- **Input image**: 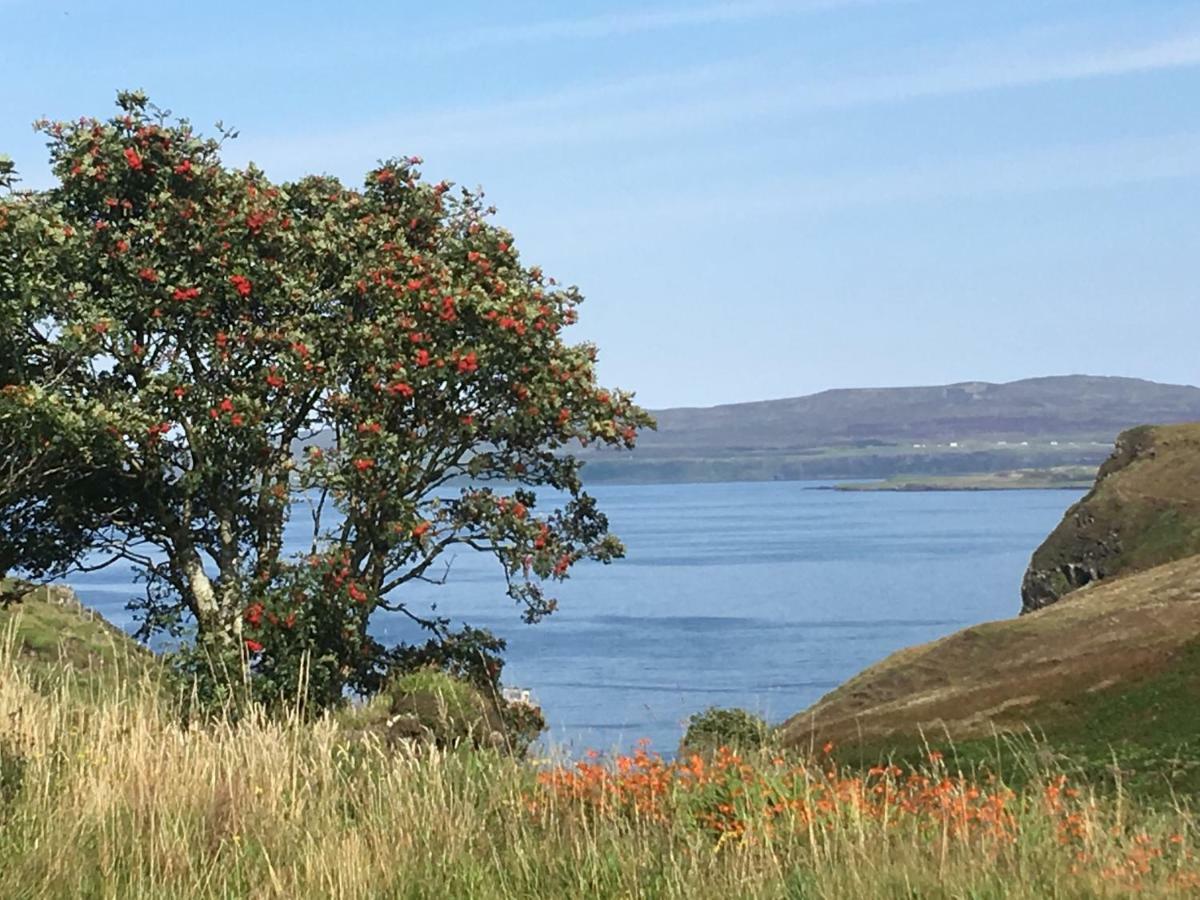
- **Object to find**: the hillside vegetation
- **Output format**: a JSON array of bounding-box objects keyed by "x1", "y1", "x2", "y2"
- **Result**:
[
  {"x1": 782, "y1": 427, "x2": 1200, "y2": 796},
  {"x1": 4, "y1": 645, "x2": 1200, "y2": 897},
  {"x1": 781, "y1": 554, "x2": 1200, "y2": 752},
  {"x1": 7, "y1": 424, "x2": 1200, "y2": 894},
  {"x1": 579, "y1": 375, "x2": 1200, "y2": 483},
  {"x1": 0, "y1": 580, "x2": 152, "y2": 692}
]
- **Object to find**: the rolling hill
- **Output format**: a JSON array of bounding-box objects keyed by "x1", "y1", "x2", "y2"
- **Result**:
[{"x1": 579, "y1": 375, "x2": 1200, "y2": 483}]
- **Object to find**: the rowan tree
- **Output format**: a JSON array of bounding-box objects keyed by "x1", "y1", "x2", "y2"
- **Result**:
[
  {"x1": 0, "y1": 92, "x2": 652, "y2": 704},
  {"x1": 0, "y1": 155, "x2": 125, "y2": 591}
]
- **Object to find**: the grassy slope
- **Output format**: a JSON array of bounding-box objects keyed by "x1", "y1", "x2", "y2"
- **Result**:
[
  {"x1": 781, "y1": 555, "x2": 1200, "y2": 795},
  {"x1": 0, "y1": 579, "x2": 152, "y2": 691}
]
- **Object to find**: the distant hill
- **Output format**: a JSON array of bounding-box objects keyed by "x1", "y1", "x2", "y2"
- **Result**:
[{"x1": 580, "y1": 375, "x2": 1200, "y2": 483}]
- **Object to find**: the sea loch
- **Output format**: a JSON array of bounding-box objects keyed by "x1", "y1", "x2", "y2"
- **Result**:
[{"x1": 69, "y1": 481, "x2": 1082, "y2": 753}]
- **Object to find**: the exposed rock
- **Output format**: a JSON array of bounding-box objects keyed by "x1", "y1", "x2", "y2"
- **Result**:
[{"x1": 1020, "y1": 423, "x2": 1200, "y2": 613}]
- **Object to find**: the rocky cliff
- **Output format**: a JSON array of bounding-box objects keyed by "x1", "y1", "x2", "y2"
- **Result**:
[{"x1": 1020, "y1": 423, "x2": 1200, "y2": 613}]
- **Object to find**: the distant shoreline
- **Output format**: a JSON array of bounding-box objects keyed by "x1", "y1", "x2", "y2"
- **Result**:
[{"x1": 824, "y1": 467, "x2": 1096, "y2": 493}]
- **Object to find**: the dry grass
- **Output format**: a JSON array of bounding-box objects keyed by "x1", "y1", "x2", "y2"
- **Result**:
[
  {"x1": 2, "y1": 618, "x2": 1199, "y2": 898},
  {"x1": 781, "y1": 553, "x2": 1200, "y2": 748}
]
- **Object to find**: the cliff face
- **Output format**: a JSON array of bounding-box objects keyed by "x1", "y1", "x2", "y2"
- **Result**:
[{"x1": 1020, "y1": 423, "x2": 1200, "y2": 613}]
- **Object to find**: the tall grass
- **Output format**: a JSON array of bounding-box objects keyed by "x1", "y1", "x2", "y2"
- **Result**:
[{"x1": 1, "y1": 622, "x2": 1198, "y2": 898}]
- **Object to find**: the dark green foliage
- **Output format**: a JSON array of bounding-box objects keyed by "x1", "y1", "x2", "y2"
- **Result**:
[
  {"x1": 340, "y1": 668, "x2": 545, "y2": 756},
  {"x1": 680, "y1": 706, "x2": 773, "y2": 756},
  {"x1": 389, "y1": 625, "x2": 508, "y2": 692}
]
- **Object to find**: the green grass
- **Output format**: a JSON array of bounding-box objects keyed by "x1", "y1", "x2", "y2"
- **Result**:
[
  {"x1": 3, "y1": 646, "x2": 1200, "y2": 897},
  {"x1": 0, "y1": 579, "x2": 153, "y2": 694},
  {"x1": 830, "y1": 638, "x2": 1200, "y2": 800},
  {"x1": 1114, "y1": 507, "x2": 1200, "y2": 574}
]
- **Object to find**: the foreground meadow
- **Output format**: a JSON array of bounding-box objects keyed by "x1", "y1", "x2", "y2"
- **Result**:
[{"x1": 1, "y1": 631, "x2": 1198, "y2": 898}]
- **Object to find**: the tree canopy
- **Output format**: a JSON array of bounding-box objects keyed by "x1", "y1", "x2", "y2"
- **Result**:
[{"x1": 0, "y1": 92, "x2": 651, "y2": 704}]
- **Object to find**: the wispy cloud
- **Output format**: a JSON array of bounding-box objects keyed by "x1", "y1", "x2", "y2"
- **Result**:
[
  {"x1": 454, "y1": 0, "x2": 904, "y2": 48},
  {"x1": 499, "y1": 131, "x2": 1200, "y2": 266},
  {"x1": 627, "y1": 131, "x2": 1200, "y2": 220},
  {"x1": 238, "y1": 24, "x2": 1200, "y2": 179}
]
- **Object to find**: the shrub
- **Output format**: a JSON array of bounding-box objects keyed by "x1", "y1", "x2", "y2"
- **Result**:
[
  {"x1": 340, "y1": 668, "x2": 545, "y2": 756},
  {"x1": 680, "y1": 706, "x2": 773, "y2": 757}
]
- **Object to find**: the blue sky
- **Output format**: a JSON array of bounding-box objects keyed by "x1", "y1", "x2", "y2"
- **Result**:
[{"x1": 2, "y1": 0, "x2": 1198, "y2": 408}]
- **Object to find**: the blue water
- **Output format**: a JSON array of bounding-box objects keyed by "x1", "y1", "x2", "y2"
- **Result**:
[{"x1": 69, "y1": 481, "x2": 1080, "y2": 754}]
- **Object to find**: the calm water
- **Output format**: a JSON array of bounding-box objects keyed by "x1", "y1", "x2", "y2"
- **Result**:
[{"x1": 69, "y1": 481, "x2": 1080, "y2": 754}]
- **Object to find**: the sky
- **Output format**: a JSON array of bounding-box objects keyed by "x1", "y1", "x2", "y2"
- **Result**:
[{"x1": 1, "y1": 0, "x2": 1198, "y2": 408}]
